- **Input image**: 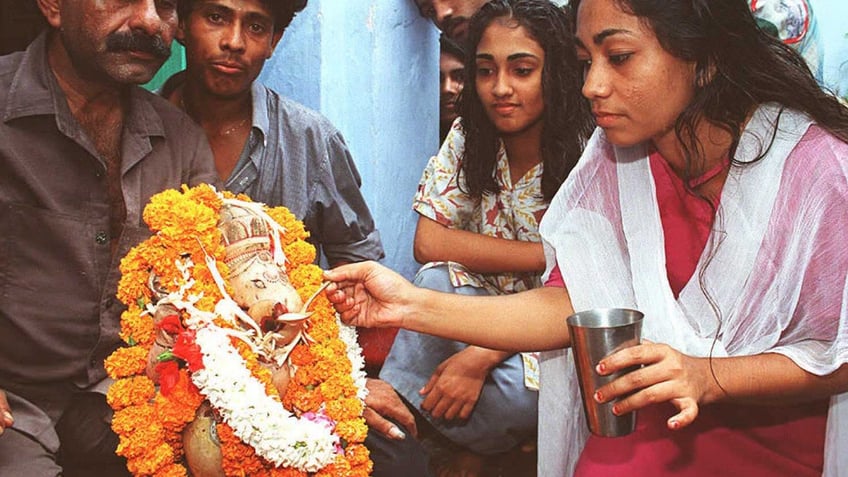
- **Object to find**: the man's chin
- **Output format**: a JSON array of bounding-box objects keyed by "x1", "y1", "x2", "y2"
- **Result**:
[
  {"x1": 110, "y1": 66, "x2": 161, "y2": 85},
  {"x1": 106, "y1": 55, "x2": 167, "y2": 84}
]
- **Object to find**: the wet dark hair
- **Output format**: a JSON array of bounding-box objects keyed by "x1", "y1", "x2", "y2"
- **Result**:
[
  {"x1": 460, "y1": 0, "x2": 593, "y2": 201},
  {"x1": 440, "y1": 33, "x2": 466, "y2": 60},
  {"x1": 178, "y1": 0, "x2": 308, "y2": 33},
  {"x1": 569, "y1": 0, "x2": 848, "y2": 173}
]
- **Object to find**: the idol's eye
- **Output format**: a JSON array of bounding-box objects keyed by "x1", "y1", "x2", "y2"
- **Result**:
[{"x1": 252, "y1": 279, "x2": 267, "y2": 289}]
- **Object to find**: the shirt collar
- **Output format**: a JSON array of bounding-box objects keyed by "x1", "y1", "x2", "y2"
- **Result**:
[
  {"x1": 3, "y1": 31, "x2": 57, "y2": 122},
  {"x1": 250, "y1": 80, "x2": 269, "y2": 148},
  {"x1": 3, "y1": 30, "x2": 166, "y2": 140}
]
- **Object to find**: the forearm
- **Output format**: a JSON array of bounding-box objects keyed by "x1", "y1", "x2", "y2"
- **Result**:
[
  {"x1": 413, "y1": 217, "x2": 545, "y2": 273},
  {"x1": 402, "y1": 286, "x2": 572, "y2": 352},
  {"x1": 463, "y1": 346, "x2": 514, "y2": 370},
  {"x1": 703, "y1": 353, "x2": 848, "y2": 406}
]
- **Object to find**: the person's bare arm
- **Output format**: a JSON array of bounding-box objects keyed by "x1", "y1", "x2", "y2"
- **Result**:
[
  {"x1": 413, "y1": 216, "x2": 545, "y2": 273},
  {"x1": 324, "y1": 261, "x2": 572, "y2": 352}
]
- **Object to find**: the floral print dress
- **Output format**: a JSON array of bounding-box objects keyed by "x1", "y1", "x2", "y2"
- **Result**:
[{"x1": 412, "y1": 120, "x2": 546, "y2": 388}]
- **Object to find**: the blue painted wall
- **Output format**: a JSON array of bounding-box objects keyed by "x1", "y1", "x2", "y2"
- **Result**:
[{"x1": 261, "y1": 0, "x2": 438, "y2": 280}]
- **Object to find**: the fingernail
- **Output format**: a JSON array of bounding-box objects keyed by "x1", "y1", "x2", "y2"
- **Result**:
[
  {"x1": 388, "y1": 425, "x2": 406, "y2": 440},
  {"x1": 669, "y1": 419, "x2": 679, "y2": 430},
  {"x1": 2, "y1": 411, "x2": 11, "y2": 423},
  {"x1": 594, "y1": 391, "x2": 603, "y2": 402},
  {"x1": 596, "y1": 363, "x2": 606, "y2": 374},
  {"x1": 612, "y1": 405, "x2": 620, "y2": 415}
]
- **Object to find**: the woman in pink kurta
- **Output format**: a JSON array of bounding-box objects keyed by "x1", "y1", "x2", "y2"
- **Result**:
[{"x1": 544, "y1": 147, "x2": 830, "y2": 476}]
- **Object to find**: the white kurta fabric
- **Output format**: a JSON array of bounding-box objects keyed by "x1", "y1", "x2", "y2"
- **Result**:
[{"x1": 537, "y1": 104, "x2": 848, "y2": 476}]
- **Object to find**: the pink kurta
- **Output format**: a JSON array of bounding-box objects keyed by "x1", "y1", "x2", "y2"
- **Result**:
[{"x1": 546, "y1": 151, "x2": 827, "y2": 476}]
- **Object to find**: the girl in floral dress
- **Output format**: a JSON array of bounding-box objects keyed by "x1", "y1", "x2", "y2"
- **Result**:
[{"x1": 379, "y1": 0, "x2": 592, "y2": 475}]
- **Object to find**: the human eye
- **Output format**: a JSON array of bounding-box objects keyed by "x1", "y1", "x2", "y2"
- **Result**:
[
  {"x1": 514, "y1": 66, "x2": 535, "y2": 77},
  {"x1": 207, "y1": 12, "x2": 224, "y2": 24},
  {"x1": 249, "y1": 22, "x2": 268, "y2": 34},
  {"x1": 609, "y1": 52, "x2": 632, "y2": 66},
  {"x1": 476, "y1": 66, "x2": 493, "y2": 77}
]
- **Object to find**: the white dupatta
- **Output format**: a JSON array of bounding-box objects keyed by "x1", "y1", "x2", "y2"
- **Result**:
[{"x1": 537, "y1": 104, "x2": 848, "y2": 476}]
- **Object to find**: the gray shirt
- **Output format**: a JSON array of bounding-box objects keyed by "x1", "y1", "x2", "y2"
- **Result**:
[
  {"x1": 162, "y1": 73, "x2": 384, "y2": 265},
  {"x1": 0, "y1": 33, "x2": 219, "y2": 391}
]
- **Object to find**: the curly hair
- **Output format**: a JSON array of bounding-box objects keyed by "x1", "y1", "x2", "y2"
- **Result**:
[
  {"x1": 178, "y1": 0, "x2": 308, "y2": 33},
  {"x1": 460, "y1": 0, "x2": 594, "y2": 201},
  {"x1": 568, "y1": 0, "x2": 848, "y2": 174}
]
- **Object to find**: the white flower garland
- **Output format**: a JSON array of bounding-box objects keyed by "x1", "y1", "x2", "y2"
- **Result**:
[
  {"x1": 141, "y1": 194, "x2": 369, "y2": 472},
  {"x1": 191, "y1": 326, "x2": 339, "y2": 472},
  {"x1": 336, "y1": 319, "x2": 369, "y2": 402}
]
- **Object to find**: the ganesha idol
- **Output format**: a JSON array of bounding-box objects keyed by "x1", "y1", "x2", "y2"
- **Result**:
[
  {"x1": 107, "y1": 186, "x2": 369, "y2": 476},
  {"x1": 145, "y1": 203, "x2": 319, "y2": 476}
]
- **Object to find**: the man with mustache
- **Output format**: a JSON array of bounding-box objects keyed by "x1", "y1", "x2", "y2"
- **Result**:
[
  {"x1": 0, "y1": 0, "x2": 218, "y2": 476},
  {"x1": 413, "y1": 0, "x2": 489, "y2": 42},
  {"x1": 160, "y1": 1, "x2": 429, "y2": 475}
]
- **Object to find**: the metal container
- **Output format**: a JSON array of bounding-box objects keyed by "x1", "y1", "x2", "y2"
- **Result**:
[{"x1": 567, "y1": 308, "x2": 644, "y2": 437}]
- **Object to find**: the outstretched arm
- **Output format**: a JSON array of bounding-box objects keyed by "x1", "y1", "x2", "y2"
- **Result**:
[{"x1": 324, "y1": 261, "x2": 573, "y2": 352}]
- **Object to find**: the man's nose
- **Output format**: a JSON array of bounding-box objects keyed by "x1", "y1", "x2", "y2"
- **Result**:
[
  {"x1": 128, "y1": 0, "x2": 166, "y2": 36},
  {"x1": 222, "y1": 23, "x2": 247, "y2": 52}
]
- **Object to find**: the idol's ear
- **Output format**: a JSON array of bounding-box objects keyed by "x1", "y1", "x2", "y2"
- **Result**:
[{"x1": 36, "y1": 0, "x2": 61, "y2": 29}]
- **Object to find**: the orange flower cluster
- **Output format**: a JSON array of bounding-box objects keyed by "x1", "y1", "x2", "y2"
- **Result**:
[{"x1": 105, "y1": 184, "x2": 371, "y2": 476}]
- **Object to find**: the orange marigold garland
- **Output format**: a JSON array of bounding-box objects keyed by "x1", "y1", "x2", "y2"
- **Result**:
[{"x1": 106, "y1": 184, "x2": 370, "y2": 476}]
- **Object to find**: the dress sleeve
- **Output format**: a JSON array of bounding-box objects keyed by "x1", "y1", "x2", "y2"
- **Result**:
[{"x1": 412, "y1": 121, "x2": 475, "y2": 229}]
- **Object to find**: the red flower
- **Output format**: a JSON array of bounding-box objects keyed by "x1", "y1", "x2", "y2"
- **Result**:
[
  {"x1": 172, "y1": 330, "x2": 204, "y2": 372},
  {"x1": 156, "y1": 361, "x2": 180, "y2": 396},
  {"x1": 156, "y1": 314, "x2": 184, "y2": 335}
]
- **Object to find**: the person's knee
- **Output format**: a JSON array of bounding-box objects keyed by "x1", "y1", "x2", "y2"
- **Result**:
[
  {"x1": 55, "y1": 392, "x2": 127, "y2": 473},
  {"x1": 412, "y1": 264, "x2": 454, "y2": 291},
  {"x1": 0, "y1": 427, "x2": 62, "y2": 476}
]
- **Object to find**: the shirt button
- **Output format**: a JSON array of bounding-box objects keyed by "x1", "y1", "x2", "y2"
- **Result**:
[{"x1": 95, "y1": 231, "x2": 108, "y2": 245}]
